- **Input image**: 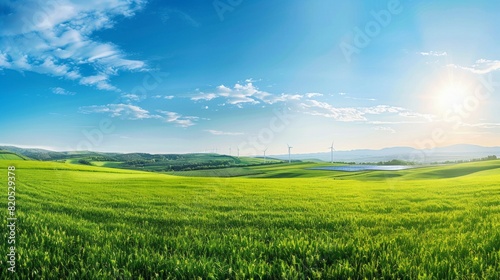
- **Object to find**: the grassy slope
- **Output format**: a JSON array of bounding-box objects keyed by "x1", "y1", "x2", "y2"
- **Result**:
[
  {"x1": 0, "y1": 151, "x2": 27, "y2": 160},
  {"x1": 241, "y1": 160, "x2": 500, "y2": 180},
  {"x1": 0, "y1": 160, "x2": 499, "y2": 279}
]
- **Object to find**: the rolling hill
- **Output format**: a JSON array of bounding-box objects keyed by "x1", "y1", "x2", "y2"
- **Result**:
[
  {"x1": 0, "y1": 146, "x2": 284, "y2": 172},
  {"x1": 0, "y1": 150, "x2": 28, "y2": 160}
]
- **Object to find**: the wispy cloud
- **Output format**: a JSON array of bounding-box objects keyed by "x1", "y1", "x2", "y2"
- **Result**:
[
  {"x1": 420, "y1": 51, "x2": 448, "y2": 57},
  {"x1": 205, "y1": 130, "x2": 244, "y2": 136},
  {"x1": 51, "y1": 87, "x2": 75, "y2": 95},
  {"x1": 300, "y1": 100, "x2": 366, "y2": 121},
  {"x1": 80, "y1": 75, "x2": 118, "y2": 91},
  {"x1": 460, "y1": 122, "x2": 500, "y2": 129},
  {"x1": 266, "y1": 93, "x2": 303, "y2": 104},
  {"x1": 373, "y1": 126, "x2": 396, "y2": 134},
  {"x1": 152, "y1": 95, "x2": 175, "y2": 99},
  {"x1": 190, "y1": 81, "x2": 304, "y2": 106},
  {"x1": 336, "y1": 92, "x2": 376, "y2": 101},
  {"x1": 305, "y1": 92, "x2": 323, "y2": 98},
  {"x1": 191, "y1": 92, "x2": 218, "y2": 101},
  {"x1": 448, "y1": 59, "x2": 500, "y2": 74},
  {"x1": 0, "y1": 0, "x2": 147, "y2": 91},
  {"x1": 121, "y1": 93, "x2": 141, "y2": 102},
  {"x1": 299, "y1": 101, "x2": 433, "y2": 123},
  {"x1": 157, "y1": 110, "x2": 198, "y2": 127},
  {"x1": 219, "y1": 83, "x2": 270, "y2": 105},
  {"x1": 79, "y1": 103, "x2": 155, "y2": 120},
  {"x1": 345, "y1": 96, "x2": 377, "y2": 101},
  {"x1": 359, "y1": 105, "x2": 406, "y2": 115},
  {"x1": 79, "y1": 103, "x2": 200, "y2": 127}
]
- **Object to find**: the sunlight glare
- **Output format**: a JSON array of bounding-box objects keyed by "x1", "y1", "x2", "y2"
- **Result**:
[{"x1": 435, "y1": 82, "x2": 470, "y2": 111}]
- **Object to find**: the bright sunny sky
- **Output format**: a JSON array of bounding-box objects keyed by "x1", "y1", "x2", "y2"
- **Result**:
[{"x1": 1, "y1": 0, "x2": 499, "y2": 155}]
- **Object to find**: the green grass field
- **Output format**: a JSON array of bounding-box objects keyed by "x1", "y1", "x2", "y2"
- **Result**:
[{"x1": 1, "y1": 159, "x2": 499, "y2": 279}]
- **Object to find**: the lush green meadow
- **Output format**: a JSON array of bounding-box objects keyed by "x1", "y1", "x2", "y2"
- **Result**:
[{"x1": 1, "y1": 159, "x2": 500, "y2": 279}]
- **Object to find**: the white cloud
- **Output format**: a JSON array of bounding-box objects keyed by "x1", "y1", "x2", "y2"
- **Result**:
[
  {"x1": 420, "y1": 51, "x2": 448, "y2": 57},
  {"x1": 191, "y1": 92, "x2": 218, "y2": 101},
  {"x1": 157, "y1": 110, "x2": 198, "y2": 127},
  {"x1": 79, "y1": 103, "x2": 154, "y2": 120},
  {"x1": 216, "y1": 85, "x2": 232, "y2": 93},
  {"x1": 300, "y1": 101, "x2": 434, "y2": 123},
  {"x1": 300, "y1": 100, "x2": 366, "y2": 122},
  {"x1": 122, "y1": 93, "x2": 141, "y2": 101},
  {"x1": 266, "y1": 93, "x2": 303, "y2": 104},
  {"x1": 448, "y1": 59, "x2": 500, "y2": 74},
  {"x1": 461, "y1": 122, "x2": 500, "y2": 129},
  {"x1": 152, "y1": 95, "x2": 175, "y2": 99},
  {"x1": 0, "y1": 0, "x2": 147, "y2": 91},
  {"x1": 205, "y1": 130, "x2": 244, "y2": 136},
  {"x1": 51, "y1": 87, "x2": 75, "y2": 95},
  {"x1": 360, "y1": 105, "x2": 406, "y2": 115},
  {"x1": 80, "y1": 74, "x2": 117, "y2": 91},
  {"x1": 0, "y1": 52, "x2": 9, "y2": 68},
  {"x1": 336, "y1": 92, "x2": 376, "y2": 101},
  {"x1": 245, "y1": 78, "x2": 259, "y2": 83},
  {"x1": 79, "y1": 103, "x2": 200, "y2": 127},
  {"x1": 221, "y1": 82, "x2": 270, "y2": 105},
  {"x1": 192, "y1": 81, "x2": 300, "y2": 106},
  {"x1": 305, "y1": 92, "x2": 323, "y2": 98},
  {"x1": 398, "y1": 111, "x2": 434, "y2": 121},
  {"x1": 373, "y1": 126, "x2": 396, "y2": 134},
  {"x1": 345, "y1": 96, "x2": 377, "y2": 101}
]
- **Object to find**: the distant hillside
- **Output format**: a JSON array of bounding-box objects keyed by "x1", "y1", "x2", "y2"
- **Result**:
[
  {"x1": 0, "y1": 146, "x2": 284, "y2": 172},
  {"x1": 0, "y1": 146, "x2": 93, "y2": 161},
  {"x1": 272, "y1": 144, "x2": 500, "y2": 164},
  {"x1": 3, "y1": 143, "x2": 499, "y2": 169},
  {"x1": 0, "y1": 150, "x2": 28, "y2": 160}
]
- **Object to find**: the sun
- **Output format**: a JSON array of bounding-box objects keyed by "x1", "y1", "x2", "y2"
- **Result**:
[
  {"x1": 433, "y1": 81, "x2": 473, "y2": 112},
  {"x1": 438, "y1": 84, "x2": 467, "y2": 107},
  {"x1": 423, "y1": 70, "x2": 478, "y2": 114}
]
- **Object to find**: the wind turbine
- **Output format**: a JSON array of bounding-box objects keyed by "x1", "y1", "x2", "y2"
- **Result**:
[
  {"x1": 263, "y1": 148, "x2": 268, "y2": 163},
  {"x1": 287, "y1": 144, "x2": 293, "y2": 164},
  {"x1": 329, "y1": 141, "x2": 336, "y2": 164},
  {"x1": 237, "y1": 147, "x2": 240, "y2": 158},
  {"x1": 229, "y1": 147, "x2": 232, "y2": 156}
]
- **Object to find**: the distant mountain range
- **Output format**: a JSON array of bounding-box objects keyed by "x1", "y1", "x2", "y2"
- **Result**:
[
  {"x1": 271, "y1": 144, "x2": 500, "y2": 164},
  {"x1": 1, "y1": 144, "x2": 499, "y2": 164}
]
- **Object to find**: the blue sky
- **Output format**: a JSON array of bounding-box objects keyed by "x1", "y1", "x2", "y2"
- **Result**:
[{"x1": 1, "y1": 0, "x2": 499, "y2": 155}]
